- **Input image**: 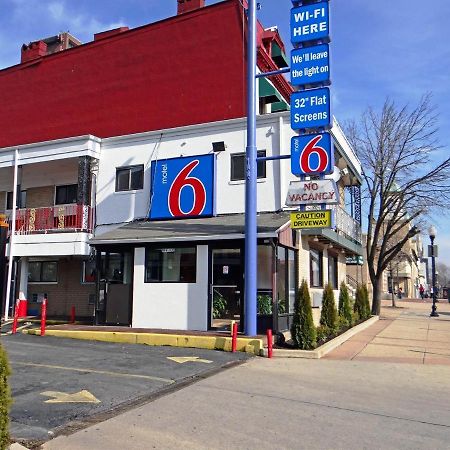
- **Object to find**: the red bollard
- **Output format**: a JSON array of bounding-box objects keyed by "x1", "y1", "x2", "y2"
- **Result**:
[
  {"x1": 70, "y1": 305, "x2": 76, "y2": 324},
  {"x1": 267, "y1": 329, "x2": 273, "y2": 359},
  {"x1": 12, "y1": 300, "x2": 20, "y2": 335},
  {"x1": 231, "y1": 322, "x2": 238, "y2": 353},
  {"x1": 40, "y1": 299, "x2": 47, "y2": 337}
]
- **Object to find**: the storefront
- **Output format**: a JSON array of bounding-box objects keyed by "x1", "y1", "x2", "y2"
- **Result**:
[{"x1": 91, "y1": 212, "x2": 298, "y2": 334}]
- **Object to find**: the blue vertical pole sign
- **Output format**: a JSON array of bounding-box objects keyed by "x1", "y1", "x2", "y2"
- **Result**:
[{"x1": 245, "y1": 0, "x2": 257, "y2": 337}]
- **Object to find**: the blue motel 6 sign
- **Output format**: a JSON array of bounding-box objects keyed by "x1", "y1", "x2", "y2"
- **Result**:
[
  {"x1": 291, "y1": 132, "x2": 333, "y2": 176},
  {"x1": 150, "y1": 154, "x2": 216, "y2": 220}
]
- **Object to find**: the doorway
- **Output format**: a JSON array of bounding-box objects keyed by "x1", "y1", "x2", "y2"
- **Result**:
[
  {"x1": 96, "y1": 251, "x2": 133, "y2": 325},
  {"x1": 210, "y1": 248, "x2": 243, "y2": 331}
]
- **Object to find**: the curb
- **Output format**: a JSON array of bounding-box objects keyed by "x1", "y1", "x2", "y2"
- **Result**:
[
  {"x1": 9, "y1": 443, "x2": 29, "y2": 450},
  {"x1": 23, "y1": 329, "x2": 264, "y2": 356},
  {"x1": 262, "y1": 316, "x2": 379, "y2": 359}
]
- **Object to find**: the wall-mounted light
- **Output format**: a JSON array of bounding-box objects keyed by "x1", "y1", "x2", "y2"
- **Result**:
[{"x1": 212, "y1": 141, "x2": 226, "y2": 152}]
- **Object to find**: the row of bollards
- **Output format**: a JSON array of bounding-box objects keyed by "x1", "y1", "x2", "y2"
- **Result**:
[{"x1": 230, "y1": 322, "x2": 273, "y2": 358}]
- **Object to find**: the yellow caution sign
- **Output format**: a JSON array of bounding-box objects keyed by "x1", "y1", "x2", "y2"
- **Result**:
[
  {"x1": 290, "y1": 210, "x2": 332, "y2": 229},
  {"x1": 0, "y1": 214, "x2": 7, "y2": 228}
]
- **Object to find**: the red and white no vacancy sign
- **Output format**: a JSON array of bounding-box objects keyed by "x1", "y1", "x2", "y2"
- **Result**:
[{"x1": 285, "y1": 179, "x2": 339, "y2": 206}]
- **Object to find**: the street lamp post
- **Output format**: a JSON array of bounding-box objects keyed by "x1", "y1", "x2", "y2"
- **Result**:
[{"x1": 429, "y1": 225, "x2": 439, "y2": 317}]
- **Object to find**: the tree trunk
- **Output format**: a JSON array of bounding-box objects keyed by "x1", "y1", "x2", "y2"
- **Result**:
[{"x1": 371, "y1": 276, "x2": 383, "y2": 316}]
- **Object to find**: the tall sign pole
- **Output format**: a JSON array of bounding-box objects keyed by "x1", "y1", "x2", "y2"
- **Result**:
[{"x1": 244, "y1": 0, "x2": 257, "y2": 337}]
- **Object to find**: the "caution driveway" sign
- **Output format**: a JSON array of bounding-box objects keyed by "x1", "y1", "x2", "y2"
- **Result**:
[{"x1": 290, "y1": 210, "x2": 332, "y2": 229}]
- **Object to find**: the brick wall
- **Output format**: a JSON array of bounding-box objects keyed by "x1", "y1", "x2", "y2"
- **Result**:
[
  {"x1": 26, "y1": 186, "x2": 54, "y2": 208},
  {"x1": 27, "y1": 257, "x2": 95, "y2": 319}
]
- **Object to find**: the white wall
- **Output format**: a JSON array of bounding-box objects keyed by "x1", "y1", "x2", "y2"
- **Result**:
[
  {"x1": 96, "y1": 115, "x2": 288, "y2": 227},
  {"x1": 132, "y1": 245, "x2": 209, "y2": 330}
]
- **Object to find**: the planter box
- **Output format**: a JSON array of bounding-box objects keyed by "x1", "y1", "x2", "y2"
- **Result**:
[{"x1": 263, "y1": 316, "x2": 379, "y2": 359}]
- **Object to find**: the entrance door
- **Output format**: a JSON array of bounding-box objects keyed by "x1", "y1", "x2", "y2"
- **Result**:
[
  {"x1": 210, "y1": 248, "x2": 242, "y2": 331},
  {"x1": 97, "y1": 251, "x2": 133, "y2": 325}
]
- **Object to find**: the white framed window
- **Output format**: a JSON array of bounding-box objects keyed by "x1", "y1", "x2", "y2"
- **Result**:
[
  {"x1": 115, "y1": 165, "x2": 144, "y2": 192},
  {"x1": 230, "y1": 150, "x2": 266, "y2": 181}
]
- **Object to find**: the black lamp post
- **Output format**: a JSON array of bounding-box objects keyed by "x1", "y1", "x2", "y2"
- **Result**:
[{"x1": 429, "y1": 225, "x2": 439, "y2": 317}]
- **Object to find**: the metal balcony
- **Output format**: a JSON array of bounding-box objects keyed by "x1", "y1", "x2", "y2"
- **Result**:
[
  {"x1": 8, "y1": 204, "x2": 93, "y2": 235},
  {"x1": 333, "y1": 205, "x2": 362, "y2": 245}
]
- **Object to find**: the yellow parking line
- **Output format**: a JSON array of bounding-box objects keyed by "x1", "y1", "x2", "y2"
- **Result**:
[{"x1": 11, "y1": 361, "x2": 174, "y2": 384}]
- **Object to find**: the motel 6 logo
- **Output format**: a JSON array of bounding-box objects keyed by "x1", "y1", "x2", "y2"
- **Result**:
[
  {"x1": 150, "y1": 154, "x2": 216, "y2": 220},
  {"x1": 290, "y1": 132, "x2": 334, "y2": 177}
]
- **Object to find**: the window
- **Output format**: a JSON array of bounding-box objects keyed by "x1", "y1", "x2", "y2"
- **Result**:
[
  {"x1": 276, "y1": 247, "x2": 287, "y2": 314},
  {"x1": 6, "y1": 190, "x2": 26, "y2": 209},
  {"x1": 310, "y1": 249, "x2": 323, "y2": 288},
  {"x1": 28, "y1": 261, "x2": 57, "y2": 283},
  {"x1": 116, "y1": 165, "x2": 144, "y2": 191},
  {"x1": 82, "y1": 260, "x2": 96, "y2": 284},
  {"x1": 328, "y1": 255, "x2": 338, "y2": 289},
  {"x1": 145, "y1": 247, "x2": 196, "y2": 283},
  {"x1": 55, "y1": 184, "x2": 77, "y2": 205},
  {"x1": 288, "y1": 249, "x2": 296, "y2": 313},
  {"x1": 230, "y1": 151, "x2": 266, "y2": 181}
]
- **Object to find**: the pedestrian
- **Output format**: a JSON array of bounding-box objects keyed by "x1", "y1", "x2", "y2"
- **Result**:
[
  {"x1": 419, "y1": 284, "x2": 425, "y2": 300},
  {"x1": 397, "y1": 287, "x2": 403, "y2": 300}
]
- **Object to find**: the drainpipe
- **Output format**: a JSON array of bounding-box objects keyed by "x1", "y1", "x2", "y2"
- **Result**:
[{"x1": 4, "y1": 148, "x2": 19, "y2": 320}]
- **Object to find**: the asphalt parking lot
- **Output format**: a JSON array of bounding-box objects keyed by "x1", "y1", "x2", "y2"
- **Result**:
[{"x1": 1, "y1": 333, "x2": 251, "y2": 446}]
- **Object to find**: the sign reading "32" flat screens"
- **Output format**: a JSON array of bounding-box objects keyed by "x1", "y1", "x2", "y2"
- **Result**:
[{"x1": 291, "y1": 87, "x2": 331, "y2": 130}]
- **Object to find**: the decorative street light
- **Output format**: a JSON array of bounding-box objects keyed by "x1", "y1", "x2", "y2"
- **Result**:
[{"x1": 428, "y1": 225, "x2": 439, "y2": 317}]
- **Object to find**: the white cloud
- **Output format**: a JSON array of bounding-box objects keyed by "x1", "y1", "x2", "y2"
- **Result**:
[{"x1": 48, "y1": 1, "x2": 64, "y2": 21}]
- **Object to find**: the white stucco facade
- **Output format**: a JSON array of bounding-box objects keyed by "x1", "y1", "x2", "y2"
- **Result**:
[{"x1": 132, "y1": 246, "x2": 209, "y2": 330}]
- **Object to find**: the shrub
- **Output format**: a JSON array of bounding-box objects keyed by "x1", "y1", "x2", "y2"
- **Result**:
[
  {"x1": 291, "y1": 279, "x2": 317, "y2": 350},
  {"x1": 338, "y1": 281, "x2": 353, "y2": 326},
  {"x1": 316, "y1": 325, "x2": 330, "y2": 344},
  {"x1": 257, "y1": 294, "x2": 273, "y2": 315},
  {"x1": 354, "y1": 284, "x2": 370, "y2": 320},
  {"x1": 212, "y1": 291, "x2": 227, "y2": 319},
  {"x1": 362, "y1": 284, "x2": 371, "y2": 317},
  {"x1": 336, "y1": 315, "x2": 349, "y2": 332},
  {"x1": 0, "y1": 344, "x2": 10, "y2": 450},
  {"x1": 320, "y1": 283, "x2": 338, "y2": 331}
]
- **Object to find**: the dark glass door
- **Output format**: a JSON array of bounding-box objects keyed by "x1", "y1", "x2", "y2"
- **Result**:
[
  {"x1": 97, "y1": 251, "x2": 133, "y2": 325},
  {"x1": 210, "y1": 248, "x2": 242, "y2": 331}
]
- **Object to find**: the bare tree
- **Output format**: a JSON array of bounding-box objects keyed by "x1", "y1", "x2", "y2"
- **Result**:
[
  {"x1": 436, "y1": 262, "x2": 450, "y2": 288},
  {"x1": 346, "y1": 95, "x2": 450, "y2": 315}
]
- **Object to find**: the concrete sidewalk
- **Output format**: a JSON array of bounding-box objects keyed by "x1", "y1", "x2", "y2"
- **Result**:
[
  {"x1": 37, "y1": 300, "x2": 450, "y2": 450},
  {"x1": 326, "y1": 299, "x2": 450, "y2": 365}
]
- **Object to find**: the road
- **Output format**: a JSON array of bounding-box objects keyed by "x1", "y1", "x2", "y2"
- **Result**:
[{"x1": 1, "y1": 333, "x2": 250, "y2": 446}]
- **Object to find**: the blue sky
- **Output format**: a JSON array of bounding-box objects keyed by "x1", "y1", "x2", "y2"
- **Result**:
[{"x1": 1, "y1": 0, "x2": 449, "y2": 260}]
